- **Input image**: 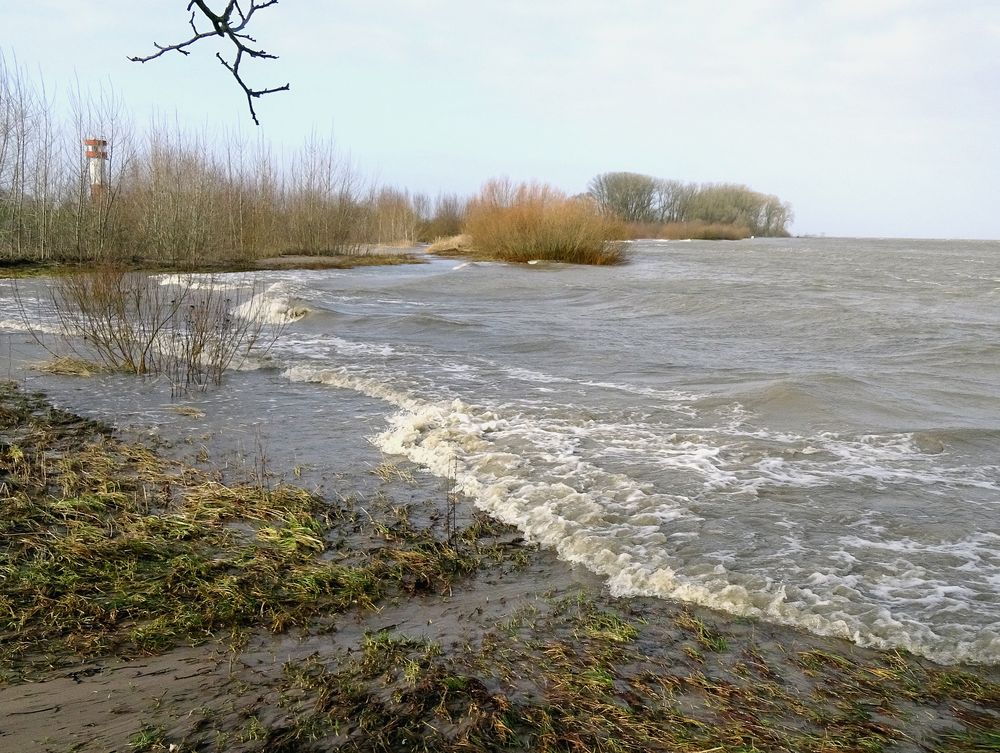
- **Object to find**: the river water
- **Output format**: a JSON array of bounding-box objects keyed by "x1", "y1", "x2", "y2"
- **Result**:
[{"x1": 3, "y1": 237, "x2": 999, "y2": 665}]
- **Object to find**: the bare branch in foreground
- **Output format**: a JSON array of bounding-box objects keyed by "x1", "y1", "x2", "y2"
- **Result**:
[{"x1": 129, "y1": 0, "x2": 289, "y2": 125}]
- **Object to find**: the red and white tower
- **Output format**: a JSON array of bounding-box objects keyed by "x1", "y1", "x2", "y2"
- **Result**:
[{"x1": 83, "y1": 137, "x2": 108, "y2": 201}]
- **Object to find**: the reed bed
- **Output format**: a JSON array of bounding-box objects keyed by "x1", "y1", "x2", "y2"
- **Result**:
[{"x1": 463, "y1": 179, "x2": 625, "y2": 265}]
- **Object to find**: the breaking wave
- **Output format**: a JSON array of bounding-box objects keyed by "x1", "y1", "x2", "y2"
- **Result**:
[
  {"x1": 233, "y1": 282, "x2": 312, "y2": 324},
  {"x1": 284, "y1": 363, "x2": 1000, "y2": 665}
]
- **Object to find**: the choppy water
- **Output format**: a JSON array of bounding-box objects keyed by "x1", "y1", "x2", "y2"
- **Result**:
[{"x1": 4, "y1": 237, "x2": 999, "y2": 665}]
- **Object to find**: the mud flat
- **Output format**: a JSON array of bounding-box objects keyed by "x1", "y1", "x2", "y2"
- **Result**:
[
  {"x1": 1, "y1": 382, "x2": 998, "y2": 752},
  {"x1": 253, "y1": 246, "x2": 426, "y2": 270}
]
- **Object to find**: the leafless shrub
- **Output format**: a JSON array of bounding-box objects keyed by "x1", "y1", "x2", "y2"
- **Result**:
[
  {"x1": 30, "y1": 267, "x2": 280, "y2": 393},
  {"x1": 415, "y1": 193, "x2": 469, "y2": 243}
]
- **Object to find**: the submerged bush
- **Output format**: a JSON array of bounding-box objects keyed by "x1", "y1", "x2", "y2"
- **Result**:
[
  {"x1": 20, "y1": 267, "x2": 278, "y2": 392},
  {"x1": 464, "y1": 179, "x2": 624, "y2": 265}
]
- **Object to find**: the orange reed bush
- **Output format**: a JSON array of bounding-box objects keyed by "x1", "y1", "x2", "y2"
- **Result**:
[
  {"x1": 623, "y1": 221, "x2": 752, "y2": 241},
  {"x1": 464, "y1": 179, "x2": 624, "y2": 265}
]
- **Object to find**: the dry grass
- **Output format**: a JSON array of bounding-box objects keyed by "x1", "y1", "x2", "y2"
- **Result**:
[
  {"x1": 426, "y1": 234, "x2": 474, "y2": 256},
  {"x1": 33, "y1": 357, "x2": 106, "y2": 377},
  {"x1": 624, "y1": 220, "x2": 753, "y2": 240},
  {"x1": 464, "y1": 179, "x2": 625, "y2": 265},
  {"x1": 167, "y1": 405, "x2": 207, "y2": 418}
]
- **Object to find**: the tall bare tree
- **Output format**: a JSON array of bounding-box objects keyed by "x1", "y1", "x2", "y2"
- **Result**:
[{"x1": 587, "y1": 172, "x2": 659, "y2": 224}]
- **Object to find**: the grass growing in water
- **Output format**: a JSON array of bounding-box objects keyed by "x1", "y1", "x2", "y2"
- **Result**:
[
  {"x1": 40, "y1": 268, "x2": 277, "y2": 392},
  {"x1": 0, "y1": 383, "x2": 515, "y2": 677},
  {"x1": 262, "y1": 604, "x2": 1000, "y2": 753}
]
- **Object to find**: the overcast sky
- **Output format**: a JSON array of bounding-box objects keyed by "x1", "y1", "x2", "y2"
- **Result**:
[{"x1": 4, "y1": 1, "x2": 999, "y2": 238}]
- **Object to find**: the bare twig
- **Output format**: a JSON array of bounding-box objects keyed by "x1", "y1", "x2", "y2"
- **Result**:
[{"x1": 129, "y1": 0, "x2": 289, "y2": 125}]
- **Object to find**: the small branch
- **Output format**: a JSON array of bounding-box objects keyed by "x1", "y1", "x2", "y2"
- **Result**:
[
  {"x1": 215, "y1": 50, "x2": 290, "y2": 126},
  {"x1": 128, "y1": 0, "x2": 288, "y2": 125}
]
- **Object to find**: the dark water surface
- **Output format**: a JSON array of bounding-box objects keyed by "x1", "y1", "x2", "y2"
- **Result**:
[{"x1": 4, "y1": 237, "x2": 998, "y2": 664}]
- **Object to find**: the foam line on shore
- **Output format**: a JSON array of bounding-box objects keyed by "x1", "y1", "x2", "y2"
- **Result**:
[{"x1": 283, "y1": 364, "x2": 1000, "y2": 665}]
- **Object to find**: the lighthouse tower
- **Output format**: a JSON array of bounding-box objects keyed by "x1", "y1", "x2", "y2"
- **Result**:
[{"x1": 83, "y1": 137, "x2": 108, "y2": 201}]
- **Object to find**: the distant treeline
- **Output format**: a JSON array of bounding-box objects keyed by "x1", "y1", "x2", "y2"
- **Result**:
[
  {"x1": 0, "y1": 57, "x2": 791, "y2": 267},
  {"x1": 587, "y1": 171, "x2": 792, "y2": 238},
  {"x1": 0, "y1": 57, "x2": 467, "y2": 266}
]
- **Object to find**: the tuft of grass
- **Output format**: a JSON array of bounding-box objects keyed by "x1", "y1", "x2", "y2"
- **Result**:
[
  {"x1": 33, "y1": 357, "x2": 108, "y2": 377},
  {"x1": 463, "y1": 179, "x2": 625, "y2": 265},
  {"x1": 676, "y1": 609, "x2": 729, "y2": 653},
  {"x1": 372, "y1": 460, "x2": 416, "y2": 484},
  {"x1": 167, "y1": 405, "x2": 206, "y2": 418},
  {"x1": 128, "y1": 723, "x2": 167, "y2": 752},
  {"x1": 579, "y1": 610, "x2": 640, "y2": 643},
  {"x1": 426, "y1": 234, "x2": 474, "y2": 256}
]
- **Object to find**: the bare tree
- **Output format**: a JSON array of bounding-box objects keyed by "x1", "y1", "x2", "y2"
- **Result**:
[
  {"x1": 587, "y1": 172, "x2": 659, "y2": 223},
  {"x1": 129, "y1": 1, "x2": 289, "y2": 125}
]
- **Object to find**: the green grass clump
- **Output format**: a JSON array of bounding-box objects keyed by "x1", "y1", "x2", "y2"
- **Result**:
[
  {"x1": 578, "y1": 610, "x2": 640, "y2": 643},
  {"x1": 127, "y1": 723, "x2": 168, "y2": 751},
  {"x1": 676, "y1": 608, "x2": 729, "y2": 653}
]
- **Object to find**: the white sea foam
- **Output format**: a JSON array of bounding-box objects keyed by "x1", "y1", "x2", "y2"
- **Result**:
[
  {"x1": 501, "y1": 365, "x2": 699, "y2": 409},
  {"x1": 503, "y1": 367, "x2": 570, "y2": 385},
  {"x1": 283, "y1": 362, "x2": 1000, "y2": 664},
  {"x1": 582, "y1": 380, "x2": 698, "y2": 402},
  {"x1": 156, "y1": 273, "x2": 249, "y2": 291},
  {"x1": 229, "y1": 353, "x2": 276, "y2": 372},
  {"x1": 233, "y1": 283, "x2": 311, "y2": 324},
  {"x1": 0, "y1": 317, "x2": 65, "y2": 336},
  {"x1": 327, "y1": 336, "x2": 395, "y2": 357},
  {"x1": 376, "y1": 298, "x2": 432, "y2": 306},
  {"x1": 284, "y1": 364, "x2": 417, "y2": 410}
]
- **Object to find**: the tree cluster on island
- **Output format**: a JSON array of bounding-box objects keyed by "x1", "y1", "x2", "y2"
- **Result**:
[{"x1": 588, "y1": 171, "x2": 792, "y2": 238}]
